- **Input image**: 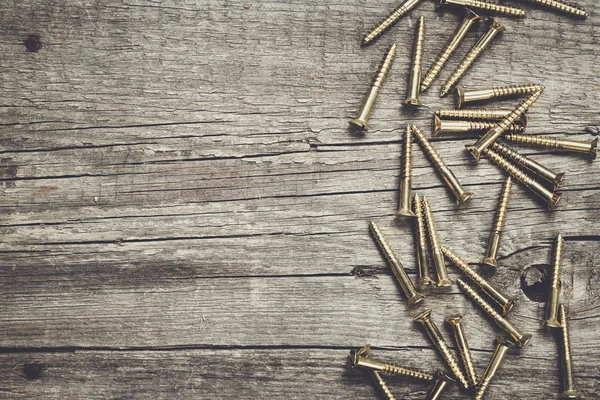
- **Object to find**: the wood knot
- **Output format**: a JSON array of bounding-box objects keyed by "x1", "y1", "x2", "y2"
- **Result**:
[
  {"x1": 24, "y1": 35, "x2": 42, "y2": 52},
  {"x1": 23, "y1": 363, "x2": 45, "y2": 380}
]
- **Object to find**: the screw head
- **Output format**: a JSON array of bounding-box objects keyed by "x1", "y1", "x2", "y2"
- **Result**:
[
  {"x1": 547, "y1": 193, "x2": 562, "y2": 210},
  {"x1": 457, "y1": 192, "x2": 473, "y2": 205},
  {"x1": 444, "y1": 314, "x2": 463, "y2": 325},
  {"x1": 465, "y1": 8, "x2": 482, "y2": 22},
  {"x1": 414, "y1": 308, "x2": 433, "y2": 323},
  {"x1": 437, "y1": 278, "x2": 454, "y2": 287},
  {"x1": 402, "y1": 97, "x2": 422, "y2": 107},
  {"x1": 408, "y1": 292, "x2": 425, "y2": 306},
  {"x1": 455, "y1": 86, "x2": 466, "y2": 108},
  {"x1": 395, "y1": 208, "x2": 417, "y2": 218},
  {"x1": 559, "y1": 389, "x2": 580, "y2": 399},
  {"x1": 481, "y1": 257, "x2": 498, "y2": 268},
  {"x1": 590, "y1": 138, "x2": 598, "y2": 159},
  {"x1": 553, "y1": 173, "x2": 566, "y2": 191},
  {"x1": 349, "y1": 118, "x2": 367, "y2": 131},
  {"x1": 347, "y1": 344, "x2": 371, "y2": 369}
]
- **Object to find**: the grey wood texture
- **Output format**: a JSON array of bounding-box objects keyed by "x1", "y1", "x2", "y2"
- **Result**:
[{"x1": 0, "y1": 0, "x2": 598, "y2": 399}]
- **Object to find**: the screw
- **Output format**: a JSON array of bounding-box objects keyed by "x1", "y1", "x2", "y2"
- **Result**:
[
  {"x1": 457, "y1": 279, "x2": 532, "y2": 347},
  {"x1": 434, "y1": 115, "x2": 525, "y2": 136},
  {"x1": 347, "y1": 345, "x2": 435, "y2": 381},
  {"x1": 435, "y1": 108, "x2": 525, "y2": 122},
  {"x1": 362, "y1": 0, "x2": 424, "y2": 46},
  {"x1": 455, "y1": 83, "x2": 545, "y2": 108},
  {"x1": 504, "y1": 133, "x2": 598, "y2": 160},
  {"x1": 474, "y1": 336, "x2": 515, "y2": 400},
  {"x1": 444, "y1": 315, "x2": 478, "y2": 389},
  {"x1": 414, "y1": 309, "x2": 470, "y2": 389},
  {"x1": 558, "y1": 305, "x2": 580, "y2": 399},
  {"x1": 414, "y1": 194, "x2": 436, "y2": 286},
  {"x1": 520, "y1": 0, "x2": 588, "y2": 18},
  {"x1": 440, "y1": 19, "x2": 505, "y2": 97},
  {"x1": 444, "y1": 247, "x2": 516, "y2": 314},
  {"x1": 491, "y1": 142, "x2": 565, "y2": 190},
  {"x1": 483, "y1": 148, "x2": 562, "y2": 210},
  {"x1": 412, "y1": 124, "x2": 473, "y2": 205},
  {"x1": 438, "y1": 0, "x2": 526, "y2": 17},
  {"x1": 466, "y1": 90, "x2": 543, "y2": 161},
  {"x1": 402, "y1": 16, "x2": 425, "y2": 107},
  {"x1": 545, "y1": 234, "x2": 564, "y2": 328},
  {"x1": 481, "y1": 176, "x2": 513, "y2": 269},
  {"x1": 396, "y1": 124, "x2": 416, "y2": 217},
  {"x1": 421, "y1": 8, "x2": 481, "y2": 92},
  {"x1": 425, "y1": 371, "x2": 455, "y2": 400},
  {"x1": 349, "y1": 43, "x2": 397, "y2": 131},
  {"x1": 422, "y1": 198, "x2": 454, "y2": 287},
  {"x1": 369, "y1": 221, "x2": 424, "y2": 305},
  {"x1": 368, "y1": 370, "x2": 398, "y2": 400}
]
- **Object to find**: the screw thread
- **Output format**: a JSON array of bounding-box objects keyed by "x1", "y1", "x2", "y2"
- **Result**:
[
  {"x1": 422, "y1": 46, "x2": 453, "y2": 90},
  {"x1": 415, "y1": 197, "x2": 429, "y2": 252},
  {"x1": 402, "y1": 124, "x2": 413, "y2": 179},
  {"x1": 559, "y1": 305, "x2": 572, "y2": 362},
  {"x1": 413, "y1": 17, "x2": 425, "y2": 67},
  {"x1": 363, "y1": 0, "x2": 423, "y2": 45},
  {"x1": 525, "y1": 0, "x2": 588, "y2": 17},
  {"x1": 493, "y1": 177, "x2": 512, "y2": 233},
  {"x1": 368, "y1": 370, "x2": 398, "y2": 400},
  {"x1": 381, "y1": 364, "x2": 434, "y2": 381},
  {"x1": 422, "y1": 198, "x2": 441, "y2": 251},
  {"x1": 437, "y1": 340, "x2": 470, "y2": 389},
  {"x1": 504, "y1": 133, "x2": 563, "y2": 149},
  {"x1": 496, "y1": 90, "x2": 542, "y2": 132},
  {"x1": 412, "y1": 125, "x2": 447, "y2": 170},
  {"x1": 467, "y1": 120, "x2": 524, "y2": 133},
  {"x1": 442, "y1": 48, "x2": 481, "y2": 95},
  {"x1": 473, "y1": 376, "x2": 492, "y2": 400},
  {"x1": 484, "y1": 148, "x2": 537, "y2": 188},
  {"x1": 435, "y1": 109, "x2": 510, "y2": 120},
  {"x1": 551, "y1": 234, "x2": 564, "y2": 289},
  {"x1": 463, "y1": 0, "x2": 526, "y2": 16},
  {"x1": 373, "y1": 44, "x2": 397, "y2": 89},
  {"x1": 491, "y1": 83, "x2": 545, "y2": 98},
  {"x1": 442, "y1": 247, "x2": 488, "y2": 290},
  {"x1": 490, "y1": 142, "x2": 528, "y2": 168},
  {"x1": 457, "y1": 279, "x2": 504, "y2": 324}
]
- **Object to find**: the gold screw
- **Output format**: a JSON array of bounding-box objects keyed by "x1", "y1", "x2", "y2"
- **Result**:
[
  {"x1": 414, "y1": 194, "x2": 436, "y2": 286},
  {"x1": 396, "y1": 124, "x2": 416, "y2": 217},
  {"x1": 474, "y1": 336, "x2": 515, "y2": 400},
  {"x1": 368, "y1": 370, "x2": 398, "y2": 400},
  {"x1": 444, "y1": 315, "x2": 478, "y2": 389},
  {"x1": 440, "y1": 19, "x2": 505, "y2": 97},
  {"x1": 422, "y1": 198, "x2": 454, "y2": 287},
  {"x1": 347, "y1": 345, "x2": 435, "y2": 381},
  {"x1": 369, "y1": 220, "x2": 424, "y2": 305},
  {"x1": 504, "y1": 133, "x2": 598, "y2": 160},
  {"x1": 491, "y1": 142, "x2": 565, "y2": 190},
  {"x1": 466, "y1": 90, "x2": 543, "y2": 161},
  {"x1": 457, "y1": 279, "x2": 532, "y2": 347},
  {"x1": 481, "y1": 177, "x2": 513, "y2": 269},
  {"x1": 421, "y1": 8, "x2": 481, "y2": 92},
  {"x1": 443, "y1": 247, "x2": 517, "y2": 314},
  {"x1": 412, "y1": 124, "x2": 473, "y2": 205},
  {"x1": 434, "y1": 115, "x2": 525, "y2": 136},
  {"x1": 455, "y1": 83, "x2": 545, "y2": 108},
  {"x1": 414, "y1": 309, "x2": 470, "y2": 389},
  {"x1": 362, "y1": 0, "x2": 424, "y2": 46},
  {"x1": 520, "y1": 0, "x2": 588, "y2": 18},
  {"x1": 349, "y1": 43, "x2": 397, "y2": 131},
  {"x1": 558, "y1": 305, "x2": 580, "y2": 399},
  {"x1": 438, "y1": 0, "x2": 526, "y2": 17},
  {"x1": 403, "y1": 16, "x2": 425, "y2": 107},
  {"x1": 425, "y1": 371, "x2": 455, "y2": 400},
  {"x1": 545, "y1": 234, "x2": 564, "y2": 328},
  {"x1": 435, "y1": 108, "x2": 526, "y2": 122}
]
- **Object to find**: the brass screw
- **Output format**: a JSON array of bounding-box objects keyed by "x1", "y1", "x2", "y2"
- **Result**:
[
  {"x1": 412, "y1": 124, "x2": 473, "y2": 205},
  {"x1": 457, "y1": 279, "x2": 532, "y2": 347},
  {"x1": 402, "y1": 16, "x2": 425, "y2": 107},
  {"x1": 368, "y1": 370, "x2": 397, "y2": 400},
  {"x1": 369, "y1": 220, "x2": 424, "y2": 305},
  {"x1": 434, "y1": 115, "x2": 525, "y2": 136},
  {"x1": 425, "y1": 371, "x2": 455, "y2": 400},
  {"x1": 491, "y1": 142, "x2": 565, "y2": 190},
  {"x1": 504, "y1": 133, "x2": 598, "y2": 160},
  {"x1": 455, "y1": 83, "x2": 545, "y2": 108},
  {"x1": 466, "y1": 90, "x2": 543, "y2": 161},
  {"x1": 435, "y1": 108, "x2": 526, "y2": 123},
  {"x1": 422, "y1": 198, "x2": 454, "y2": 287},
  {"x1": 474, "y1": 336, "x2": 515, "y2": 400},
  {"x1": 520, "y1": 0, "x2": 588, "y2": 18},
  {"x1": 414, "y1": 194, "x2": 436, "y2": 286},
  {"x1": 545, "y1": 234, "x2": 564, "y2": 328},
  {"x1": 481, "y1": 177, "x2": 513, "y2": 269},
  {"x1": 396, "y1": 124, "x2": 416, "y2": 218},
  {"x1": 438, "y1": 0, "x2": 526, "y2": 17},
  {"x1": 421, "y1": 8, "x2": 481, "y2": 92},
  {"x1": 443, "y1": 247, "x2": 517, "y2": 314},
  {"x1": 349, "y1": 43, "x2": 397, "y2": 131},
  {"x1": 362, "y1": 0, "x2": 424, "y2": 46},
  {"x1": 444, "y1": 315, "x2": 478, "y2": 389},
  {"x1": 440, "y1": 19, "x2": 506, "y2": 97},
  {"x1": 347, "y1": 345, "x2": 435, "y2": 381},
  {"x1": 558, "y1": 305, "x2": 580, "y2": 399},
  {"x1": 483, "y1": 147, "x2": 562, "y2": 210},
  {"x1": 414, "y1": 309, "x2": 470, "y2": 389}
]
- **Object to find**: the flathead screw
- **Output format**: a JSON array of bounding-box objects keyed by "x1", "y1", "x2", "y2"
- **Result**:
[
  {"x1": 412, "y1": 124, "x2": 473, "y2": 205},
  {"x1": 484, "y1": 148, "x2": 562, "y2": 210},
  {"x1": 440, "y1": 19, "x2": 506, "y2": 97},
  {"x1": 504, "y1": 133, "x2": 598, "y2": 160},
  {"x1": 403, "y1": 16, "x2": 425, "y2": 107},
  {"x1": 425, "y1": 371, "x2": 455, "y2": 400},
  {"x1": 519, "y1": 0, "x2": 588, "y2": 18},
  {"x1": 481, "y1": 177, "x2": 513, "y2": 269},
  {"x1": 414, "y1": 309, "x2": 470, "y2": 389},
  {"x1": 558, "y1": 305, "x2": 580, "y2": 399},
  {"x1": 443, "y1": 247, "x2": 516, "y2": 314},
  {"x1": 457, "y1": 279, "x2": 532, "y2": 347},
  {"x1": 350, "y1": 44, "x2": 397, "y2": 131},
  {"x1": 444, "y1": 315, "x2": 478, "y2": 389},
  {"x1": 491, "y1": 142, "x2": 565, "y2": 190},
  {"x1": 414, "y1": 194, "x2": 435, "y2": 286},
  {"x1": 474, "y1": 336, "x2": 515, "y2": 400},
  {"x1": 368, "y1": 370, "x2": 397, "y2": 400},
  {"x1": 455, "y1": 83, "x2": 545, "y2": 108},
  {"x1": 362, "y1": 0, "x2": 424, "y2": 46},
  {"x1": 545, "y1": 234, "x2": 564, "y2": 328},
  {"x1": 396, "y1": 124, "x2": 416, "y2": 217},
  {"x1": 422, "y1": 198, "x2": 454, "y2": 287},
  {"x1": 435, "y1": 108, "x2": 525, "y2": 122},
  {"x1": 421, "y1": 8, "x2": 480, "y2": 92},
  {"x1": 438, "y1": 0, "x2": 526, "y2": 17},
  {"x1": 434, "y1": 115, "x2": 525, "y2": 136},
  {"x1": 467, "y1": 90, "x2": 543, "y2": 161},
  {"x1": 348, "y1": 345, "x2": 435, "y2": 381},
  {"x1": 369, "y1": 221, "x2": 424, "y2": 305}
]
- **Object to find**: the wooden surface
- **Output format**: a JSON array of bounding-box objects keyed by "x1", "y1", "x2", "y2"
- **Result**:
[{"x1": 0, "y1": 0, "x2": 598, "y2": 398}]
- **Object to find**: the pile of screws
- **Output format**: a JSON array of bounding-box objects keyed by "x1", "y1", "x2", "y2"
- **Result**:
[{"x1": 345, "y1": 0, "x2": 593, "y2": 399}]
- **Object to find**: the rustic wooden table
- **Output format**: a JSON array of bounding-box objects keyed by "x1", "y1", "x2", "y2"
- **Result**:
[{"x1": 0, "y1": 1, "x2": 598, "y2": 399}]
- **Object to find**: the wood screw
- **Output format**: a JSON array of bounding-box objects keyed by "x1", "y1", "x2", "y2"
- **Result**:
[
  {"x1": 558, "y1": 305, "x2": 580, "y2": 399},
  {"x1": 444, "y1": 315, "x2": 478, "y2": 389},
  {"x1": 396, "y1": 124, "x2": 416, "y2": 217},
  {"x1": 425, "y1": 371, "x2": 455, "y2": 400},
  {"x1": 544, "y1": 234, "x2": 564, "y2": 328},
  {"x1": 438, "y1": 0, "x2": 526, "y2": 17},
  {"x1": 361, "y1": 0, "x2": 423, "y2": 46},
  {"x1": 481, "y1": 177, "x2": 513, "y2": 269},
  {"x1": 414, "y1": 194, "x2": 436, "y2": 286},
  {"x1": 434, "y1": 115, "x2": 525, "y2": 136},
  {"x1": 402, "y1": 16, "x2": 425, "y2": 107},
  {"x1": 521, "y1": 0, "x2": 588, "y2": 18},
  {"x1": 455, "y1": 83, "x2": 545, "y2": 108},
  {"x1": 474, "y1": 336, "x2": 515, "y2": 400},
  {"x1": 422, "y1": 198, "x2": 454, "y2": 287},
  {"x1": 347, "y1": 345, "x2": 435, "y2": 381},
  {"x1": 504, "y1": 133, "x2": 598, "y2": 159},
  {"x1": 435, "y1": 108, "x2": 525, "y2": 122}
]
